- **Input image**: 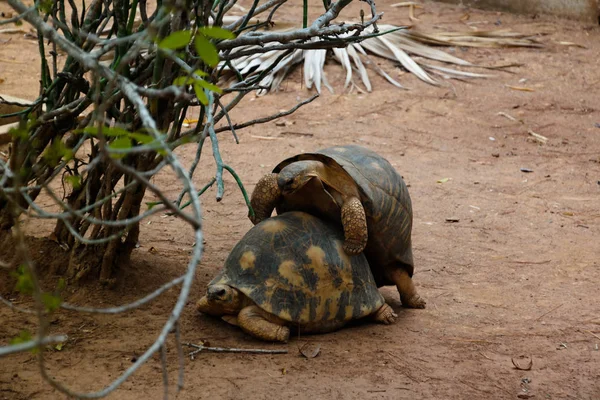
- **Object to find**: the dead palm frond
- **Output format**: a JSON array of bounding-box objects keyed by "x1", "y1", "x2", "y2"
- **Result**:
[{"x1": 218, "y1": 23, "x2": 542, "y2": 95}]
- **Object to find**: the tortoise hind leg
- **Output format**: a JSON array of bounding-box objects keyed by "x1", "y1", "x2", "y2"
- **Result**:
[
  {"x1": 341, "y1": 197, "x2": 368, "y2": 255},
  {"x1": 372, "y1": 303, "x2": 398, "y2": 325},
  {"x1": 390, "y1": 269, "x2": 426, "y2": 309},
  {"x1": 237, "y1": 305, "x2": 290, "y2": 342},
  {"x1": 249, "y1": 173, "x2": 281, "y2": 225}
]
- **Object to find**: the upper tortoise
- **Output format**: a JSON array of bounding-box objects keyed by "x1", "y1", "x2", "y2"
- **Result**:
[
  {"x1": 196, "y1": 211, "x2": 397, "y2": 342},
  {"x1": 249, "y1": 145, "x2": 425, "y2": 309}
]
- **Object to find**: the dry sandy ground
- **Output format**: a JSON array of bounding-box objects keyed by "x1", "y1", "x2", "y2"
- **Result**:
[{"x1": 1, "y1": 0, "x2": 599, "y2": 399}]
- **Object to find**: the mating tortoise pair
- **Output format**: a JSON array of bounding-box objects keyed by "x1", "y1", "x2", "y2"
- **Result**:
[{"x1": 197, "y1": 145, "x2": 425, "y2": 342}]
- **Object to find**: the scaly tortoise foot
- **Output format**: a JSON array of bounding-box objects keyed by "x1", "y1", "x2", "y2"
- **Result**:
[{"x1": 401, "y1": 293, "x2": 426, "y2": 309}]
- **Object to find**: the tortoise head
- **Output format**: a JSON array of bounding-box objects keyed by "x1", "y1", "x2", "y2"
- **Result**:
[
  {"x1": 196, "y1": 284, "x2": 245, "y2": 316},
  {"x1": 277, "y1": 160, "x2": 324, "y2": 195}
]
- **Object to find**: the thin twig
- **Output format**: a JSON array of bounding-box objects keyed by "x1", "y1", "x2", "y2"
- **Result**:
[
  {"x1": 174, "y1": 322, "x2": 185, "y2": 394},
  {"x1": 534, "y1": 303, "x2": 563, "y2": 322},
  {"x1": 160, "y1": 344, "x2": 169, "y2": 400},
  {"x1": 214, "y1": 94, "x2": 319, "y2": 133},
  {"x1": 584, "y1": 330, "x2": 600, "y2": 341},
  {"x1": 0, "y1": 335, "x2": 68, "y2": 357},
  {"x1": 184, "y1": 343, "x2": 288, "y2": 359}
]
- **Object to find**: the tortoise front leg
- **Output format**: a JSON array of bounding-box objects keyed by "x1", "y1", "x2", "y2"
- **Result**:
[
  {"x1": 237, "y1": 305, "x2": 290, "y2": 342},
  {"x1": 249, "y1": 173, "x2": 281, "y2": 225},
  {"x1": 196, "y1": 296, "x2": 224, "y2": 317},
  {"x1": 389, "y1": 268, "x2": 426, "y2": 309},
  {"x1": 372, "y1": 303, "x2": 398, "y2": 325},
  {"x1": 341, "y1": 197, "x2": 368, "y2": 255}
]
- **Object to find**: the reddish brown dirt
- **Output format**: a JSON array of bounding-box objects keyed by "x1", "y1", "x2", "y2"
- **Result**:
[{"x1": 1, "y1": 1, "x2": 600, "y2": 399}]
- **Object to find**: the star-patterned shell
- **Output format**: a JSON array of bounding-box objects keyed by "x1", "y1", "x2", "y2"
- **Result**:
[
  {"x1": 272, "y1": 145, "x2": 414, "y2": 287},
  {"x1": 210, "y1": 211, "x2": 385, "y2": 325}
]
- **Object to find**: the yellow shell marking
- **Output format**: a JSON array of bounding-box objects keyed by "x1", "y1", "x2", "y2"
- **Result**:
[
  {"x1": 334, "y1": 241, "x2": 355, "y2": 289},
  {"x1": 344, "y1": 305, "x2": 354, "y2": 320},
  {"x1": 260, "y1": 219, "x2": 287, "y2": 233},
  {"x1": 278, "y1": 260, "x2": 305, "y2": 287},
  {"x1": 278, "y1": 309, "x2": 292, "y2": 321},
  {"x1": 305, "y1": 245, "x2": 332, "y2": 285},
  {"x1": 239, "y1": 251, "x2": 256, "y2": 270},
  {"x1": 360, "y1": 303, "x2": 370, "y2": 316},
  {"x1": 327, "y1": 295, "x2": 340, "y2": 319},
  {"x1": 299, "y1": 305, "x2": 311, "y2": 322},
  {"x1": 305, "y1": 245, "x2": 336, "y2": 321}
]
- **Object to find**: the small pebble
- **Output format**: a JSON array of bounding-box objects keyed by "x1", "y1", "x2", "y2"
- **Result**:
[
  {"x1": 492, "y1": 152, "x2": 500, "y2": 158},
  {"x1": 520, "y1": 168, "x2": 534, "y2": 173}
]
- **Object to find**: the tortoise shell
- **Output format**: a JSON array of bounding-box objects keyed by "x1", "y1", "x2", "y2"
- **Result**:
[
  {"x1": 209, "y1": 211, "x2": 385, "y2": 325},
  {"x1": 272, "y1": 145, "x2": 414, "y2": 287}
]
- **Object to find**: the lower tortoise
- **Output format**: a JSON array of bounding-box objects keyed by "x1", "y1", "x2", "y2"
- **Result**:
[
  {"x1": 249, "y1": 144, "x2": 425, "y2": 309},
  {"x1": 196, "y1": 211, "x2": 397, "y2": 342}
]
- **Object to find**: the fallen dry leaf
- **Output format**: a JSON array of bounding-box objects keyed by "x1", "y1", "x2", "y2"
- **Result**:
[
  {"x1": 556, "y1": 41, "x2": 586, "y2": 49},
  {"x1": 506, "y1": 85, "x2": 535, "y2": 92},
  {"x1": 511, "y1": 355, "x2": 533, "y2": 371},
  {"x1": 299, "y1": 342, "x2": 321, "y2": 358}
]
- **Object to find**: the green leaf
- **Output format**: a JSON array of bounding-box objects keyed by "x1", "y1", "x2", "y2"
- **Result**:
[
  {"x1": 37, "y1": 0, "x2": 53, "y2": 14},
  {"x1": 158, "y1": 30, "x2": 192, "y2": 50},
  {"x1": 10, "y1": 330, "x2": 32, "y2": 345},
  {"x1": 83, "y1": 126, "x2": 131, "y2": 137},
  {"x1": 174, "y1": 70, "x2": 209, "y2": 87},
  {"x1": 80, "y1": 126, "x2": 96, "y2": 135},
  {"x1": 56, "y1": 278, "x2": 66, "y2": 292},
  {"x1": 130, "y1": 133, "x2": 155, "y2": 145},
  {"x1": 107, "y1": 137, "x2": 132, "y2": 158},
  {"x1": 108, "y1": 136, "x2": 132, "y2": 150},
  {"x1": 173, "y1": 76, "x2": 194, "y2": 86},
  {"x1": 194, "y1": 79, "x2": 222, "y2": 94},
  {"x1": 146, "y1": 201, "x2": 161, "y2": 210},
  {"x1": 193, "y1": 83, "x2": 209, "y2": 105},
  {"x1": 43, "y1": 140, "x2": 73, "y2": 167},
  {"x1": 198, "y1": 27, "x2": 235, "y2": 40},
  {"x1": 11, "y1": 265, "x2": 34, "y2": 295},
  {"x1": 64, "y1": 175, "x2": 82, "y2": 189},
  {"x1": 193, "y1": 69, "x2": 209, "y2": 78},
  {"x1": 41, "y1": 292, "x2": 62, "y2": 313},
  {"x1": 9, "y1": 125, "x2": 29, "y2": 140},
  {"x1": 102, "y1": 127, "x2": 130, "y2": 137},
  {"x1": 194, "y1": 35, "x2": 220, "y2": 67},
  {"x1": 54, "y1": 343, "x2": 64, "y2": 351},
  {"x1": 436, "y1": 178, "x2": 450, "y2": 184}
]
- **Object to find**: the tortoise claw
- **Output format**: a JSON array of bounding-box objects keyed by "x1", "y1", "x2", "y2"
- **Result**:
[
  {"x1": 374, "y1": 303, "x2": 398, "y2": 325},
  {"x1": 401, "y1": 293, "x2": 426, "y2": 309},
  {"x1": 343, "y1": 240, "x2": 365, "y2": 256}
]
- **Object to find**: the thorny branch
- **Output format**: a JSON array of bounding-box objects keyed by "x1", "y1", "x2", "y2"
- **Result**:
[{"x1": 0, "y1": 0, "x2": 382, "y2": 397}]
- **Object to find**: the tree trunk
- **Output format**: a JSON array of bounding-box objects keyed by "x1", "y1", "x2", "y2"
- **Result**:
[{"x1": 52, "y1": 151, "x2": 154, "y2": 284}]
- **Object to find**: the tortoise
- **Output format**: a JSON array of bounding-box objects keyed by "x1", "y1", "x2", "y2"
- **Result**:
[
  {"x1": 196, "y1": 211, "x2": 397, "y2": 342},
  {"x1": 249, "y1": 144, "x2": 425, "y2": 309}
]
